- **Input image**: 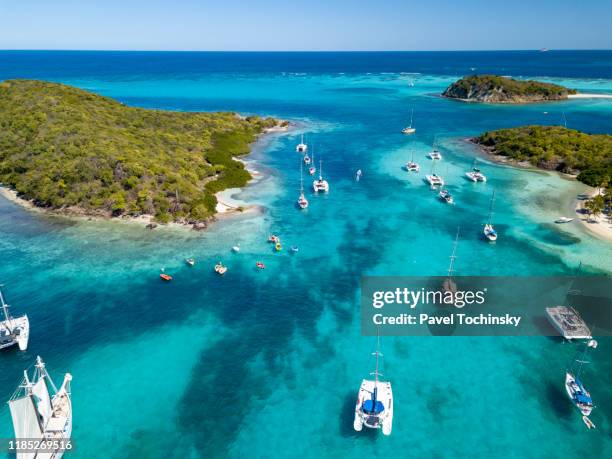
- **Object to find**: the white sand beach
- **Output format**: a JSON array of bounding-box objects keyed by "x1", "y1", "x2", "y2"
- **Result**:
[{"x1": 568, "y1": 93, "x2": 612, "y2": 99}]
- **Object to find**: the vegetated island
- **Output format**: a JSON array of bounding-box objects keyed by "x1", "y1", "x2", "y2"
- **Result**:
[
  {"x1": 443, "y1": 75, "x2": 576, "y2": 103},
  {"x1": 473, "y1": 125, "x2": 611, "y2": 187},
  {"x1": 0, "y1": 80, "x2": 286, "y2": 227}
]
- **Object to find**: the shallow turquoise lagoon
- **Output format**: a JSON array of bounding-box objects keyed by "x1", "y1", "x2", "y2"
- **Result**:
[{"x1": 0, "y1": 52, "x2": 611, "y2": 458}]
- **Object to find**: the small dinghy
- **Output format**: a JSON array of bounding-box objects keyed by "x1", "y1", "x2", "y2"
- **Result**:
[
  {"x1": 160, "y1": 273, "x2": 173, "y2": 281},
  {"x1": 290, "y1": 246, "x2": 299, "y2": 253},
  {"x1": 583, "y1": 415, "x2": 596, "y2": 429},
  {"x1": 256, "y1": 262, "x2": 265, "y2": 269},
  {"x1": 214, "y1": 262, "x2": 228, "y2": 275},
  {"x1": 355, "y1": 169, "x2": 362, "y2": 181},
  {"x1": 275, "y1": 242, "x2": 282, "y2": 252},
  {"x1": 232, "y1": 244, "x2": 241, "y2": 253},
  {"x1": 185, "y1": 258, "x2": 195, "y2": 267},
  {"x1": 483, "y1": 190, "x2": 498, "y2": 241},
  {"x1": 268, "y1": 235, "x2": 280, "y2": 244},
  {"x1": 555, "y1": 217, "x2": 574, "y2": 224}
]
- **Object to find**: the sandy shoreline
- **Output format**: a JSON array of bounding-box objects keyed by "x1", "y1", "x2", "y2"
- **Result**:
[
  {"x1": 468, "y1": 138, "x2": 612, "y2": 243},
  {"x1": 568, "y1": 93, "x2": 612, "y2": 99},
  {"x1": 0, "y1": 121, "x2": 291, "y2": 231}
]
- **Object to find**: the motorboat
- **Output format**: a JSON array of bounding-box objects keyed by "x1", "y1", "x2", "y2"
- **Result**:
[
  {"x1": 555, "y1": 217, "x2": 574, "y2": 224},
  {"x1": 160, "y1": 273, "x2": 173, "y2": 281},
  {"x1": 185, "y1": 258, "x2": 195, "y2": 267},
  {"x1": 256, "y1": 262, "x2": 265, "y2": 269}
]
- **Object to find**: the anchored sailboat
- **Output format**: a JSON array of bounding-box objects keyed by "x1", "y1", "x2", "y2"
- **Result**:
[
  {"x1": 0, "y1": 287, "x2": 29, "y2": 351},
  {"x1": 465, "y1": 159, "x2": 487, "y2": 182},
  {"x1": 483, "y1": 190, "x2": 498, "y2": 241},
  {"x1": 313, "y1": 160, "x2": 329, "y2": 193},
  {"x1": 426, "y1": 160, "x2": 444, "y2": 188},
  {"x1": 297, "y1": 162, "x2": 309, "y2": 209},
  {"x1": 308, "y1": 145, "x2": 316, "y2": 176},
  {"x1": 402, "y1": 108, "x2": 416, "y2": 134},
  {"x1": 296, "y1": 134, "x2": 307, "y2": 153},
  {"x1": 442, "y1": 228, "x2": 460, "y2": 294},
  {"x1": 9, "y1": 356, "x2": 73, "y2": 459},
  {"x1": 353, "y1": 334, "x2": 393, "y2": 435},
  {"x1": 565, "y1": 342, "x2": 596, "y2": 417},
  {"x1": 405, "y1": 150, "x2": 419, "y2": 172}
]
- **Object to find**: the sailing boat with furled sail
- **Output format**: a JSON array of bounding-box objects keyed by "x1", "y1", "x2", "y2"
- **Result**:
[{"x1": 8, "y1": 356, "x2": 73, "y2": 459}]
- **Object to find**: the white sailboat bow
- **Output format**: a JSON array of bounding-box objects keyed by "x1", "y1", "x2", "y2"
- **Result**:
[
  {"x1": 9, "y1": 356, "x2": 73, "y2": 459},
  {"x1": 0, "y1": 287, "x2": 29, "y2": 351}
]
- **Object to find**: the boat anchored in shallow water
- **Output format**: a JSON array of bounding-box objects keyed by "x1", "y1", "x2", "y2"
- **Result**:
[
  {"x1": 483, "y1": 190, "x2": 498, "y2": 241},
  {"x1": 439, "y1": 189, "x2": 454, "y2": 204},
  {"x1": 313, "y1": 160, "x2": 329, "y2": 193},
  {"x1": 214, "y1": 262, "x2": 228, "y2": 275},
  {"x1": 353, "y1": 335, "x2": 393, "y2": 436},
  {"x1": 296, "y1": 134, "x2": 307, "y2": 153},
  {"x1": 355, "y1": 169, "x2": 362, "y2": 181},
  {"x1": 465, "y1": 159, "x2": 487, "y2": 182},
  {"x1": 402, "y1": 108, "x2": 416, "y2": 134},
  {"x1": 566, "y1": 372, "x2": 594, "y2": 416},
  {"x1": 9, "y1": 356, "x2": 73, "y2": 459},
  {"x1": 405, "y1": 150, "x2": 420, "y2": 172},
  {"x1": 298, "y1": 162, "x2": 309, "y2": 209},
  {"x1": 0, "y1": 287, "x2": 29, "y2": 351},
  {"x1": 545, "y1": 306, "x2": 592, "y2": 341},
  {"x1": 555, "y1": 217, "x2": 574, "y2": 224}
]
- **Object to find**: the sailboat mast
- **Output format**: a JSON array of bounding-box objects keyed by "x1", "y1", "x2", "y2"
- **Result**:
[
  {"x1": 300, "y1": 161, "x2": 304, "y2": 193},
  {"x1": 448, "y1": 228, "x2": 460, "y2": 277},
  {"x1": 410, "y1": 108, "x2": 414, "y2": 128},
  {"x1": 319, "y1": 159, "x2": 323, "y2": 180},
  {"x1": 0, "y1": 287, "x2": 11, "y2": 322},
  {"x1": 487, "y1": 190, "x2": 495, "y2": 225}
]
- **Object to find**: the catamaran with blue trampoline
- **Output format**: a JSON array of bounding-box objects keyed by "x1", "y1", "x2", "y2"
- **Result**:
[{"x1": 353, "y1": 337, "x2": 393, "y2": 436}]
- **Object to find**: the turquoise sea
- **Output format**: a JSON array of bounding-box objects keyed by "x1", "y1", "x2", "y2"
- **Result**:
[{"x1": 0, "y1": 51, "x2": 611, "y2": 458}]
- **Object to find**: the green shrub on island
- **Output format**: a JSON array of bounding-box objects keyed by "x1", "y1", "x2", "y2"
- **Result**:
[
  {"x1": 0, "y1": 80, "x2": 278, "y2": 222},
  {"x1": 475, "y1": 125, "x2": 612, "y2": 187},
  {"x1": 443, "y1": 75, "x2": 576, "y2": 103}
]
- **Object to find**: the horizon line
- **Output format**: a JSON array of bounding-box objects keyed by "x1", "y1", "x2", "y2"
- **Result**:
[{"x1": 1, "y1": 48, "x2": 612, "y2": 53}]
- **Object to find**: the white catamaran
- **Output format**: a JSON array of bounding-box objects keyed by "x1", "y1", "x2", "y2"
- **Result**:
[
  {"x1": 353, "y1": 336, "x2": 393, "y2": 436},
  {"x1": 9, "y1": 356, "x2": 73, "y2": 459},
  {"x1": 296, "y1": 134, "x2": 307, "y2": 153},
  {"x1": 0, "y1": 287, "x2": 29, "y2": 351},
  {"x1": 313, "y1": 160, "x2": 329, "y2": 193},
  {"x1": 483, "y1": 190, "x2": 498, "y2": 241}
]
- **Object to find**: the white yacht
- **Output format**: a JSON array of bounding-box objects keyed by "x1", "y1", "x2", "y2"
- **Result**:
[
  {"x1": 428, "y1": 151, "x2": 442, "y2": 160},
  {"x1": 9, "y1": 356, "x2": 73, "y2": 459},
  {"x1": 466, "y1": 161, "x2": 487, "y2": 182},
  {"x1": 0, "y1": 287, "x2": 29, "y2": 351},
  {"x1": 426, "y1": 174, "x2": 444, "y2": 187},
  {"x1": 296, "y1": 134, "x2": 307, "y2": 153},
  {"x1": 483, "y1": 190, "x2": 498, "y2": 241},
  {"x1": 353, "y1": 336, "x2": 393, "y2": 436},
  {"x1": 313, "y1": 160, "x2": 329, "y2": 193},
  {"x1": 545, "y1": 306, "x2": 592, "y2": 340},
  {"x1": 297, "y1": 162, "x2": 309, "y2": 209},
  {"x1": 405, "y1": 151, "x2": 419, "y2": 172},
  {"x1": 402, "y1": 108, "x2": 416, "y2": 134}
]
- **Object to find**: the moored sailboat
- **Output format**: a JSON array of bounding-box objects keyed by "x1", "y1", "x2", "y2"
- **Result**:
[
  {"x1": 313, "y1": 160, "x2": 329, "y2": 193},
  {"x1": 296, "y1": 134, "x2": 307, "y2": 153},
  {"x1": 0, "y1": 287, "x2": 29, "y2": 351},
  {"x1": 483, "y1": 190, "x2": 498, "y2": 241},
  {"x1": 405, "y1": 150, "x2": 419, "y2": 172},
  {"x1": 9, "y1": 356, "x2": 73, "y2": 459},
  {"x1": 297, "y1": 162, "x2": 309, "y2": 209},
  {"x1": 402, "y1": 108, "x2": 416, "y2": 134},
  {"x1": 565, "y1": 342, "x2": 596, "y2": 417},
  {"x1": 353, "y1": 335, "x2": 393, "y2": 436},
  {"x1": 465, "y1": 159, "x2": 487, "y2": 182}
]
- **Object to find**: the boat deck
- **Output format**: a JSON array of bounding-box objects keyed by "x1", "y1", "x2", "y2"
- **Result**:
[{"x1": 546, "y1": 306, "x2": 592, "y2": 339}]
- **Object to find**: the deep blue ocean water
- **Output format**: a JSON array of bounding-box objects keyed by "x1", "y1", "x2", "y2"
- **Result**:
[{"x1": 0, "y1": 51, "x2": 611, "y2": 458}]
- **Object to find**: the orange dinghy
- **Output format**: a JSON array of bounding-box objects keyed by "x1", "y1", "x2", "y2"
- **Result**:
[{"x1": 160, "y1": 273, "x2": 173, "y2": 281}]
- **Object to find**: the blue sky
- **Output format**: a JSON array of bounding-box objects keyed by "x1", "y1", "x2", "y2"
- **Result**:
[{"x1": 0, "y1": 0, "x2": 610, "y2": 51}]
